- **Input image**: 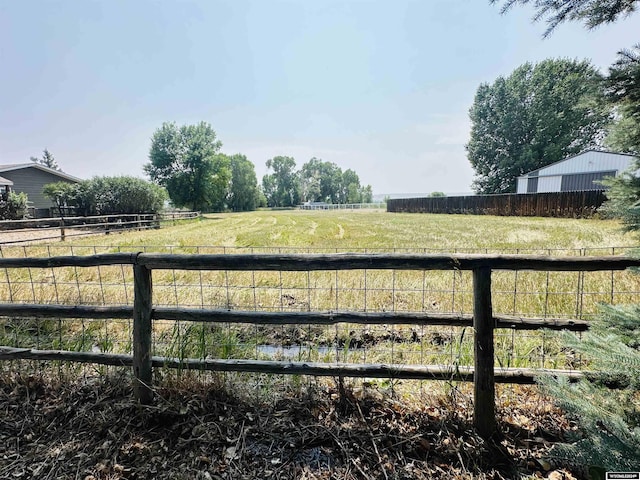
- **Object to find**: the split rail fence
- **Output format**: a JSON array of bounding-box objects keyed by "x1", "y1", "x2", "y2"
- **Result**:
[
  {"x1": 1, "y1": 252, "x2": 640, "y2": 438},
  {"x1": 0, "y1": 211, "x2": 200, "y2": 244}
]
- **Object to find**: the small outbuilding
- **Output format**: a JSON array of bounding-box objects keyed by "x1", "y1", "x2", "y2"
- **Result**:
[
  {"x1": 0, "y1": 163, "x2": 82, "y2": 217},
  {"x1": 516, "y1": 150, "x2": 637, "y2": 194}
]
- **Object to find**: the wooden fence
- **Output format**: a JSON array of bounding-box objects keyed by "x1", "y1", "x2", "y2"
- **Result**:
[
  {"x1": 1, "y1": 252, "x2": 639, "y2": 438},
  {"x1": 387, "y1": 191, "x2": 608, "y2": 218},
  {"x1": 0, "y1": 211, "x2": 200, "y2": 244}
]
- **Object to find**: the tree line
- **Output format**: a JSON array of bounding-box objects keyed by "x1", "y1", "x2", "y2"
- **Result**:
[
  {"x1": 22, "y1": 123, "x2": 373, "y2": 219},
  {"x1": 261, "y1": 155, "x2": 372, "y2": 208},
  {"x1": 144, "y1": 121, "x2": 373, "y2": 211}
]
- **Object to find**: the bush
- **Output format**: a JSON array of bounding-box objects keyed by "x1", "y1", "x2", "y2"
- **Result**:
[
  {"x1": 44, "y1": 177, "x2": 168, "y2": 216},
  {"x1": 0, "y1": 192, "x2": 28, "y2": 220}
]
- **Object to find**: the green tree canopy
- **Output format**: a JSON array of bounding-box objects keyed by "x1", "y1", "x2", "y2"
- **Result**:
[
  {"x1": 227, "y1": 154, "x2": 260, "y2": 212},
  {"x1": 340, "y1": 168, "x2": 373, "y2": 203},
  {"x1": 492, "y1": 0, "x2": 638, "y2": 36},
  {"x1": 298, "y1": 159, "x2": 373, "y2": 204},
  {"x1": 145, "y1": 122, "x2": 229, "y2": 212},
  {"x1": 300, "y1": 158, "x2": 343, "y2": 203},
  {"x1": 466, "y1": 58, "x2": 610, "y2": 194},
  {"x1": 262, "y1": 156, "x2": 300, "y2": 207}
]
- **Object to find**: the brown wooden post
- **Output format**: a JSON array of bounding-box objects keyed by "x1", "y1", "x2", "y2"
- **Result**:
[
  {"x1": 133, "y1": 263, "x2": 153, "y2": 404},
  {"x1": 59, "y1": 218, "x2": 65, "y2": 241},
  {"x1": 473, "y1": 267, "x2": 496, "y2": 438}
]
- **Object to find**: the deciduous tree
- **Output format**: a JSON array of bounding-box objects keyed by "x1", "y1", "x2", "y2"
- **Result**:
[
  {"x1": 300, "y1": 158, "x2": 342, "y2": 203},
  {"x1": 262, "y1": 156, "x2": 300, "y2": 207},
  {"x1": 145, "y1": 122, "x2": 229, "y2": 212},
  {"x1": 466, "y1": 58, "x2": 609, "y2": 193},
  {"x1": 227, "y1": 154, "x2": 260, "y2": 212}
]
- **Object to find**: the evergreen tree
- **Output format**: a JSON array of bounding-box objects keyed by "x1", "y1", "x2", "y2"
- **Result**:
[
  {"x1": 31, "y1": 148, "x2": 60, "y2": 171},
  {"x1": 538, "y1": 304, "x2": 640, "y2": 473},
  {"x1": 492, "y1": 0, "x2": 639, "y2": 36},
  {"x1": 606, "y1": 45, "x2": 640, "y2": 155},
  {"x1": 542, "y1": 48, "x2": 640, "y2": 469}
]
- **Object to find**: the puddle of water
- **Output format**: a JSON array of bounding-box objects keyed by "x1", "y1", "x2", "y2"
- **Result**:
[{"x1": 256, "y1": 345, "x2": 364, "y2": 359}]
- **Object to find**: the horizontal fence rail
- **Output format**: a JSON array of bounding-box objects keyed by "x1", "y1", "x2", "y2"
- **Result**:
[
  {"x1": 2, "y1": 252, "x2": 639, "y2": 271},
  {"x1": 1, "y1": 252, "x2": 639, "y2": 438},
  {"x1": 0, "y1": 304, "x2": 590, "y2": 330},
  {"x1": 0, "y1": 212, "x2": 200, "y2": 245}
]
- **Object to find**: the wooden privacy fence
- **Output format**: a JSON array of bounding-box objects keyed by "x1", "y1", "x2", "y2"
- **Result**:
[
  {"x1": 1, "y1": 252, "x2": 640, "y2": 438},
  {"x1": 387, "y1": 191, "x2": 607, "y2": 218}
]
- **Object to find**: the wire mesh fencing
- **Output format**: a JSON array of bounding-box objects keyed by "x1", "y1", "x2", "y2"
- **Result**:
[{"x1": 0, "y1": 244, "x2": 638, "y2": 394}]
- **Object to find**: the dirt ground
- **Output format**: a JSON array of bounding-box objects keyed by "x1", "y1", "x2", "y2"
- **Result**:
[
  {"x1": 0, "y1": 229, "x2": 61, "y2": 245},
  {"x1": 0, "y1": 372, "x2": 583, "y2": 480}
]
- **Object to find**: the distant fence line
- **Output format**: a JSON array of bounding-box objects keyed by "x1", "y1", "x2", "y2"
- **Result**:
[
  {"x1": 0, "y1": 211, "x2": 200, "y2": 244},
  {"x1": 387, "y1": 191, "x2": 608, "y2": 218},
  {"x1": 2, "y1": 251, "x2": 640, "y2": 438},
  {"x1": 298, "y1": 202, "x2": 386, "y2": 210}
]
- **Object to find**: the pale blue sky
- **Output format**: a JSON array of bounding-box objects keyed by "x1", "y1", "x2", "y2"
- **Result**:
[{"x1": 1, "y1": 1, "x2": 638, "y2": 195}]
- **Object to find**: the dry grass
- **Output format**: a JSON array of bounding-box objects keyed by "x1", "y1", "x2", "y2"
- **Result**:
[
  {"x1": 1, "y1": 210, "x2": 635, "y2": 478},
  {"x1": 1, "y1": 210, "x2": 638, "y2": 373}
]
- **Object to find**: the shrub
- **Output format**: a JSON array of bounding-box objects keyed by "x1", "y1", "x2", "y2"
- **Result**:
[
  {"x1": 44, "y1": 177, "x2": 168, "y2": 216},
  {"x1": 0, "y1": 191, "x2": 29, "y2": 220}
]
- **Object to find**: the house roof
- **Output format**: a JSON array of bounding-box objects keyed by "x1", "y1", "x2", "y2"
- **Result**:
[
  {"x1": 518, "y1": 150, "x2": 638, "y2": 179},
  {"x1": 0, "y1": 163, "x2": 82, "y2": 183},
  {"x1": 0, "y1": 175, "x2": 13, "y2": 186}
]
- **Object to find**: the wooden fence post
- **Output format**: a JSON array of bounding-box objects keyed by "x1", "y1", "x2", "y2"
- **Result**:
[
  {"x1": 59, "y1": 218, "x2": 65, "y2": 242},
  {"x1": 133, "y1": 263, "x2": 153, "y2": 404},
  {"x1": 473, "y1": 267, "x2": 496, "y2": 438}
]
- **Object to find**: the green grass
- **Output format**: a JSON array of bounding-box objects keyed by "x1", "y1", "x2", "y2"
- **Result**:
[{"x1": 0, "y1": 210, "x2": 637, "y2": 373}]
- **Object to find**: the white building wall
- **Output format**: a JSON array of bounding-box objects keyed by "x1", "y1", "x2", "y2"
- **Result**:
[
  {"x1": 539, "y1": 151, "x2": 635, "y2": 176},
  {"x1": 516, "y1": 178, "x2": 528, "y2": 194},
  {"x1": 537, "y1": 176, "x2": 562, "y2": 193}
]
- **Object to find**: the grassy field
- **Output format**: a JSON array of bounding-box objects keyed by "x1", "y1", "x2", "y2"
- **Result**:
[
  {"x1": 1, "y1": 209, "x2": 638, "y2": 375},
  {"x1": 47, "y1": 208, "x2": 638, "y2": 252}
]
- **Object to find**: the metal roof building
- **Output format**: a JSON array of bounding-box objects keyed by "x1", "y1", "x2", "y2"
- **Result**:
[{"x1": 516, "y1": 150, "x2": 637, "y2": 194}]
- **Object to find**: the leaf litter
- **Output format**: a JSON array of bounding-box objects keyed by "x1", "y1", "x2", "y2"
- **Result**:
[{"x1": 0, "y1": 371, "x2": 582, "y2": 479}]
